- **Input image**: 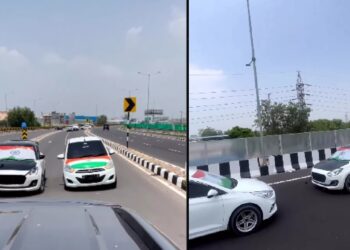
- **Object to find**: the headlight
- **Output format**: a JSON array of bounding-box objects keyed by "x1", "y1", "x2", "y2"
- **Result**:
[
  {"x1": 327, "y1": 168, "x2": 343, "y2": 177},
  {"x1": 251, "y1": 190, "x2": 274, "y2": 199},
  {"x1": 64, "y1": 165, "x2": 75, "y2": 173},
  {"x1": 27, "y1": 167, "x2": 39, "y2": 175},
  {"x1": 105, "y1": 161, "x2": 114, "y2": 169}
]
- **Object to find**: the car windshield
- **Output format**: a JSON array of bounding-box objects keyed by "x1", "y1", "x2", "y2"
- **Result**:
[
  {"x1": 0, "y1": 145, "x2": 36, "y2": 161},
  {"x1": 191, "y1": 170, "x2": 237, "y2": 189},
  {"x1": 67, "y1": 141, "x2": 107, "y2": 159},
  {"x1": 329, "y1": 150, "x2": 350, "y2": 161}
]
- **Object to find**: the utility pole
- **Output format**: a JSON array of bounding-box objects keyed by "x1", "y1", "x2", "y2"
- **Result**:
[{"x1": 245, "y1": 0, "x2": 264, "y2": 158}]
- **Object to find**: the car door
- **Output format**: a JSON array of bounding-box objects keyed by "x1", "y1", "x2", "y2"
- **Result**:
[{"x1": 189, "y1": 181, "x2": 225, "y2": 239}]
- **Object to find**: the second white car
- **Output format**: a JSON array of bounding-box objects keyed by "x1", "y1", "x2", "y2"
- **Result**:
[{"x1": 57, "y1": 136, "x2": 117, "y2": 190}]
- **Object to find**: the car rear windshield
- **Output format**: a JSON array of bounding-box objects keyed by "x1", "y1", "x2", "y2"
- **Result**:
[
  {"x1": 329, "y1": 150, "x2": 350, "y2": 161},
  {"x1": 67, "y1": 141, "x2": 107, "y2": 159},
  {"x1": 0, "y1": 145, "x2": 36, "y2": 161},
  {"x1": 191, "y1": 170, "x2": 237, "y2": 189}
]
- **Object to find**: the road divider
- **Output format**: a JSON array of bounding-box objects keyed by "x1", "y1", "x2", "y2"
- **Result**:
[
  {"x1": 85, "y1": 130, "x2": 186, "y2": 191},
  {"x1": 190, "y1": 147, "x2": 336, "y2": 179}
]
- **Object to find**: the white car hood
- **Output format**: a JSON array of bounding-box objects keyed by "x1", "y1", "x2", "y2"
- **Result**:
[{"x1": 234, "y1": 178, "x2": 273, "y2": 192}]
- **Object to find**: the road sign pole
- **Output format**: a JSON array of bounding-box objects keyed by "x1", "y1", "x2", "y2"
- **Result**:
[{"x1": 126, "y1": 112, "x2": 130, "y2": 148}]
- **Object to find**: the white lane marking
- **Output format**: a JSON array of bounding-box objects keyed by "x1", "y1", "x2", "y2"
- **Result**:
[
  {"x1": 267, "y1": 175, "x2": 311, "y2": 186},
  {"x1": 168, "y1": 148, "x2": 181, "y2": 153},
  {"x1": 115, "y1": 153, "x2": 186, "y2": 199},
  {"x1": 64, "y1": 132, "x2": 69, "y2": 145},
  {"x1": 143, "y1": 142, "x2": 151, "y2": 146}
]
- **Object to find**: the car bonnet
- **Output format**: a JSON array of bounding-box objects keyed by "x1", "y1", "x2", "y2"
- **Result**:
[
  {"x1": 0, "y1": 200, "x2": 176, "y2": 250},
  {"x1": 313, "y1": 159, "x2": 349, "y2": 171}
]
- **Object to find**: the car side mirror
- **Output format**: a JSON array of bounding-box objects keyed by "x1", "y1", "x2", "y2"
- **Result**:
[
  {"x1": 57, "y1": 153, "x2": 64, "y2": 159},
  {"x1": 207, "y1": 189, "x2": 218, "y2": 198},
  {"x1": 39, "y1": 153, "x2": 45, "y2": 159},
  {"x1": 109, "y1": 148, "x2": 115, "y2": 155}
]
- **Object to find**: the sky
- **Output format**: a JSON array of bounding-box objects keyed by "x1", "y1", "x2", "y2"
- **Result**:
[
  {"x1": 0, "y1": 0, "x2": 186, "y2": 121},
  {"x1": 190, "y1": 0, "x2": 350, "y2": 135}
]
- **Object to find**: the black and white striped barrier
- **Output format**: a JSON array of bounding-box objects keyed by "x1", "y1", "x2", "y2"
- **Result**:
[
  {"x1": 190, "y1": 148, "x2": 336, "y2": 179},
  {"x1": 87, "y1": 131, "x2": 186, "y2": 191}
]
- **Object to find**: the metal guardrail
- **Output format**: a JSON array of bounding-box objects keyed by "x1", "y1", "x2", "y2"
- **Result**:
[{"x1": 189, "y1": 128, "x2": 350, "y2": 166}]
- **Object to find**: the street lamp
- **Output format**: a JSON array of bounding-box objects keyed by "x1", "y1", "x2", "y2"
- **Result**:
[
  {"x1": 245, "y1": 0, "x2": 264, "y2": 159},
  {"x1": 137, "y1": 71, "x2": 161, "y2": 120}
]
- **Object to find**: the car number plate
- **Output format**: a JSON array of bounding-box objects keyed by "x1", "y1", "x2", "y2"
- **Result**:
[{"x1": 82, "y1": 174, "x2": 99, "y2": 180}]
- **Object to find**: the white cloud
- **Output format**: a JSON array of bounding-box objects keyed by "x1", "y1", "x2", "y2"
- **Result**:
[
  {"x1": 42, "y1": 52, "x2": 66, "y2": 64},
  {"x1": 189, "y1": 64, "x2": 226, "y2": 93},
  {"x1": 168, "y1": 7, "x2": 186, "y2": 41},
  {"x1": 126, "y1": 26, "x2": 143, "y2": 37},
  {"x1": 0, "y1": 46, "x2": 29, "y2": 71}
]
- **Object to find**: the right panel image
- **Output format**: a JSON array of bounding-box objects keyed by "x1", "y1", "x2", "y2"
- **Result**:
[{"x1": 189, "y1": 1, "x2": 350, "y2": 249}]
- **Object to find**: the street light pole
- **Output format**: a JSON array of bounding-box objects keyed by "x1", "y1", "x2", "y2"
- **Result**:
[
  {"x1": 137, "y1": 71, "x2": 160, "y2": 123},
  {"x1": 246, "y1": 0, "x2": 264, "y2": 157}
]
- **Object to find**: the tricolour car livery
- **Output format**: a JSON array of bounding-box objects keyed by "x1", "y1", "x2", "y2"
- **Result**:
[
  {"x1": 189, "y1": 169, "x2": 277, "y2": 239},
  {"x1": 58, "y1": 136, "x2": 117, "y2": 190},
  {"x1": 311, "y1": 146, "x2": 350, "y2": 192},
  {"x1": 0, "y1": 140, "x2": 46, "y2": 193}
]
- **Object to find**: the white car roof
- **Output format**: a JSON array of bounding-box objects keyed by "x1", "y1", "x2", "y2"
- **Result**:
[{"x1": 67, "y1": 136, "x2": 101, "y2": 144}]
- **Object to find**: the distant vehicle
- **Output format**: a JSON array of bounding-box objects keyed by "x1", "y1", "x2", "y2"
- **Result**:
[
  {"x1": 189, "y1": 170, "x2": 277, "y2": 239},
  {"x1": 55, "y1": 126, "x2": 63, "y2": 130},
  {"x1": 67, "y1": 125, "x2": 79, "y2": 132},
  {"x1": 103, "y1": 124, "x2": 109, "y2": 131},
  {"x1": 312, "y1": 146, "x2": 350, "y2": 192},
  {"x1": 0, "y1": 200, "x2": 176, "y2": 250},
  {"x1": 81, "y1": 124, "x2": 92, "y2": 130},
  {"x1": 57, "y1": 136, "x2": 117, "y2": 190},
  {"x1": 0, "y1": 140, "x2": 46, "y2": 193}
]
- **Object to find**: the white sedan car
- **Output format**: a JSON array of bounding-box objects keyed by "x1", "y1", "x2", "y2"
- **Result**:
[
  {"x1": 311, "y1": 147, "x2": 350, "y2": 192},
  {"x1": 57, "y1": 136, "x2": 116, "y2": 190},
  {"x1": 189, "y1": 170, "x2": 277, "y2": 239},
  {"x1": 0, "y1": 140, "x2": 46, "y2": 193}
]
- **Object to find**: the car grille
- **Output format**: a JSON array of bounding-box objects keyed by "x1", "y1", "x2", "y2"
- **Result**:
[
  {"x1": 76, "y1": 175, "x2": 105, "y2": 184},
  {"x1": 0, "y1": 175, "x2": 26, "y2": 185},
  {"x1": 312, "y1": 172, "x2": 326, "y2": 182},
  {"x1": 76, "y1": 168, "x2": 105, "y2": 174}
]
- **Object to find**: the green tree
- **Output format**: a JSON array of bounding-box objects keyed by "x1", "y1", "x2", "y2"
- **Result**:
[
  {"x1": 258, "y1": 100, "x2": 311, "y2": 135},
  {"x1": 7, "y1": 107, "x2": 40, "y2": 127},
  {"x1": 310, "y1": 119, "x2": 346, "y2": 131},
  {"x1": 225, "y1": 126, "x2": 254, "y2": 138},
  {"x1": 97, "y1": 115, "x2": 107, "y2": 125},
  {"x1": 198, "y1": 127, "x2": 223, "y2": 137}
]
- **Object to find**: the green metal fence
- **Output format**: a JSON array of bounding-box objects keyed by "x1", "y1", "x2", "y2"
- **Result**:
[{"x1": 126, "y1": 123, "x2": 187, "y2": 132}]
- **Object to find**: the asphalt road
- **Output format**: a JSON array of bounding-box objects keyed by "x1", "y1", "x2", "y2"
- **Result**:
[
  {"x1": 92, "y1": 127, "x2": 186, "y2": 167},
  {"x1": 0, "y1": 129, "x2": 55, "y2": 141},
  {"x1": 0, "y1": 130, "x2": 186, "y2": 249},
  {"x1": 189, "y1": 168, "x2": 350, "y2": 250}
]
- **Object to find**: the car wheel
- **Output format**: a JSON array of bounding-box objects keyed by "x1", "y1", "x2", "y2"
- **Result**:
[
  {"x1": 230, "y1": 205, "x2": 262, "y2": 235},
  {"x1": 36, "y1": 173, "x2": 46, "y2": 194},
  {"x1": 343, "y1": 175, "x2": 350, "y2": 193}
]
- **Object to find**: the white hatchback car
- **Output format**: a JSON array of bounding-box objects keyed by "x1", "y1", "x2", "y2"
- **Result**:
[
  {"x1": 189, "y1": 170, "x2": 277, "y2": 239},
  {"x1": 311, "y1": 147, "x2": 350, "y2": 192},
  {"x1": 0, "y1": 140, "x2": 46, "y2": 193},
  {"x1": 57, "y1": 136, "x2": 116, "y2": 190}
]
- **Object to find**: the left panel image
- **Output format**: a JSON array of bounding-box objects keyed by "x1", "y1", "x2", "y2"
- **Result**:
[{"x1": 0, "y1": 1, "x2": 187, "y2": 249}]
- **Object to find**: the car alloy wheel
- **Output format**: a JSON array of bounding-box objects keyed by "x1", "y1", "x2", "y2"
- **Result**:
[
  {"x1": 231, "y1": 205, "x2": 262, "y2": 235},
  {"x1": 344, "y1": 175, "x2": 350, "y2": 193},
  {"x1": 235, "y1": 210, "x2": 258, "y2": 233}
]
